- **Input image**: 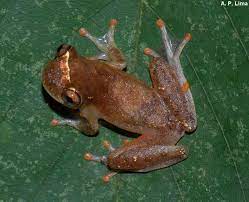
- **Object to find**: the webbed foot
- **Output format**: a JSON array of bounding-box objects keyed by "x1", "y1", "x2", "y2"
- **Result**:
[{"x1": 79, "y1": 19, "x2": 126, "y2": 70}]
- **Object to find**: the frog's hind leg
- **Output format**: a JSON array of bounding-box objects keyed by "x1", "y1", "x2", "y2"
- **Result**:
[
  {"x1": 84, "y1": 134, "x2": 187, "y2": 182},
  {"x1": 79, "y1": 19, "x2": 126, "y2": 70},
  {"x1": 106, "y1": 133, "x2": 188, "y2": 173},
  {"x1": 144, "y1": 19, "x2": 197, "y2": 133}
]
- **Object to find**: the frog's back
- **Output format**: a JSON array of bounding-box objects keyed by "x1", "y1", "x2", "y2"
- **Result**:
[{"x1": 81, "y1": 59, "x2": 178, "y2": 135}]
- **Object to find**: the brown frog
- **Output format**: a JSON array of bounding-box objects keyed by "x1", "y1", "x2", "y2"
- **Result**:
[{"x1": 42, "y1": 19, "x2": 197, "y2": 182}]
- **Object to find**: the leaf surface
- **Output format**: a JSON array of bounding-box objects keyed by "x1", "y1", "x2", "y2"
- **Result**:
[{"x1": 0, "y1": 0, "x2": 249, "y2": 201}]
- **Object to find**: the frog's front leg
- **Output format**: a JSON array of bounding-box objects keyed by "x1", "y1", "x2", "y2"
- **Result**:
[
  {"x1": 79, "y1": 19, "x2": 126, "y2": 70},
  {"x1": 51, "y1": 106, "x2": 99, "y2": 136},
  {"x1": 84, "y1": 133, "x2": 187, "y2": 182}
]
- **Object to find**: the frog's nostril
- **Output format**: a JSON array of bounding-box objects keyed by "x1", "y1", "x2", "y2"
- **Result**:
[{"x1": 57, "y1": 44, "x2": 71, "y2": 57}]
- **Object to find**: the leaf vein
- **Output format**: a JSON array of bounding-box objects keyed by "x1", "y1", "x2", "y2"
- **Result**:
[
  {"x1": 222, "y1": 6, "x2": 249, "y2": 62},
  {"x1": 186, "y1": 54, "x2": 247, "y2": 202}
]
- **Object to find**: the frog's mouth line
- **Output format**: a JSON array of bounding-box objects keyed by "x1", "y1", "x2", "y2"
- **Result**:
[{"x1": 56, "y1": 44, "x2": 72, "y2": 58}]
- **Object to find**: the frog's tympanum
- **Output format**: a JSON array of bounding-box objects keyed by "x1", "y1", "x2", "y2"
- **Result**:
[{"x1": 42, "y1": 19, "x2": 197, "y2": 182}]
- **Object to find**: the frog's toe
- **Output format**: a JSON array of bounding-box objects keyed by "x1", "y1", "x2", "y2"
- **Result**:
[
  {"x1": 156, "y1": 18, "x2": 174, "y2": 61},
  {"x1": 51, "y1": 119, "x2": 60, "y2": 126},
  {"x1": 106, "y1": 19, "x2": 118, "y2": 44},
  {"x1": 79, "y1": 28, "x2": 88, "y2": 37},
  {"x1": 50, "y1": 118, "x2": 71, "y2": 126},
  {"x1": 78, "y1": 19, "x2": 118, "y2": 52},
  {"x1": 79, "y1": 27, "x2": 107, "y2": 52},
  {"x1": 109, "y1": 19, "x2": 118, "y2": 27},
  {"x1": 143, "y1": 47, "x2": 160, "y2": 58},
  {"x1": 173, "y1": 32, "x2": 192, "y2": 60},
  {"x1": 83, "y1": 140, "x2": 120, "y2": 182},
  {"x1": 83, "y1": 152, "x2": 107, "y2": 164},
  {"x1": 83, "y1": 143, "x2": 119, "y2": 182},
  {"x1": 102, "y1": 140, "x2": 115, "y2": 151},
  {"x1": 155, "y1": 18, "x2": 192, "y2": 63},
  {"x1": 50, "y1": 118, "x2": 81, "y2": 128},
  {"x1": 83, "y1": 140, "x2": 114, "y2": 164},
  {"x1": 79, "y1": 19, "x2": 126, "y2": 70},
  {"x1": 102, "y1": 172, "x2": 118, "y2": 183}
]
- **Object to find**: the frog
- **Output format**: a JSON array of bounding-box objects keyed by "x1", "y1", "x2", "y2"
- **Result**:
[{"x1": 42, "y1": 19, "x2": 197, "y2": 182}]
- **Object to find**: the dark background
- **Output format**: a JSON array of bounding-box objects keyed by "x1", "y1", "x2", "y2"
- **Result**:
[{"x1": 0, "y1": 0, "x2": 248, "y2": 201}]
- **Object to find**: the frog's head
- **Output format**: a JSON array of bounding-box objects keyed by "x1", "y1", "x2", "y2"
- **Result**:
[{"x1": 42, "y1": 44, "x2": 82, "y2": 109}]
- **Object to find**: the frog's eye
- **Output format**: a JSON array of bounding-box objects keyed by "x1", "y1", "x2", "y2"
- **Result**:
[{"x1": 62, "y1": 88, "x2": 81, "y2": 108}]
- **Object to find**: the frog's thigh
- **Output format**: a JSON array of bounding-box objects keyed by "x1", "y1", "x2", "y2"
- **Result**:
[{"x1": 107, "y1": 139, "x2": 188, "y2": 172}]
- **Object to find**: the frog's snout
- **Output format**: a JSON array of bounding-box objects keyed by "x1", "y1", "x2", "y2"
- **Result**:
[{"x1": 56, "y1": 44, "x2": 72, "y2": 57}]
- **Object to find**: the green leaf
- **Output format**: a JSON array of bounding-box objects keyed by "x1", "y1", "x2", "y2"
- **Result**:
[{"x1": 0, "y1": 0, "x2": 249, "y2": 201}]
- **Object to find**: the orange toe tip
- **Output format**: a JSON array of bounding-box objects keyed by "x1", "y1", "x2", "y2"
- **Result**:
[
  {"x1": 102, "y1": 140, "x2": 110, "y2": 149},
  {"x1": 156, "y1": 19, "x2": 165, "y2": 28},
  {"x1": 51, "y1": 119, "x2": 59, "y2": 126},
  {"x1": 102, "y1": 175, "x2": 110, "y2": 183},
  {"x1": 184, "y1": 33, "x2": 192, "y2": 41},
  {"x1": 84, "y1": 153, "x2": 93, "y2": 161},
  {"x1": 109, "y1": 19, "x2": 118, "y2": 27},
  {"x1": 144, "y1": 47, "x2": 152, "y2": 55},
  {"x1": 79, "y1": 28, "x2": 88, "y2": 36},
  {"x1": 181, "y1": 81, "x2": 190, "y2": 92}
]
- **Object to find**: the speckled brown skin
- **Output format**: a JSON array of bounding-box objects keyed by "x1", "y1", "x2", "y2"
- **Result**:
[
  {"x1": 43, "y1": 48, "x2": 182, "y2": 140},
  {"x1": 42, "y1": 19, "x2": 197, "y2": 173},
  {"x1": 149, "y1": 57, "x2": 197, "y2": 132}
]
